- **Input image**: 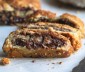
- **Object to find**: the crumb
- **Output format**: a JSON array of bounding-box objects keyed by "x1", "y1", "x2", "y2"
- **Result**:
[
  {"x1": 57, "y1": 62, "x2": 62, "y2": 64},
  {"x1": 52, "y1": 63, "x2": 55, "y2": 64},
  {"x1": 1, "y1": 58, "x2": 10, "y2": 65},
  {"x1": 31, "y1": 60, "x2": 35, "y2": 63}
]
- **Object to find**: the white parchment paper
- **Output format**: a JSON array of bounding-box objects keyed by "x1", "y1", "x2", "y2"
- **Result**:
[{"x1": 0, "y1": 0, "x2": 85, "y2": 72}]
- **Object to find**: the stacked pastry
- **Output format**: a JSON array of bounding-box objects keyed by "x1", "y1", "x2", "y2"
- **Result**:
[{"x1": 2, "y1": 0, "x2": 85, "y2": 58}]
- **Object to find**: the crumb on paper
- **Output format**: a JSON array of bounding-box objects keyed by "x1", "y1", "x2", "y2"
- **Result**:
[
  {"x1": 1, "y1": 58, "x2": 10, "y2": 65},
  {"x1": 52, "y1": 63, "x2": 55, "y2": 64},
  {"x1": 31, "y1": 60, "x2": 35, "y2": 63},
  {"x1": 57, "y1": 62, "x2": 62, "y2": 64}
]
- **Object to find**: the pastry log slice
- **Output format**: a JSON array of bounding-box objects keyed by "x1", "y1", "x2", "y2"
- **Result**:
[
  {"x1": 0, "y1": 9, "x2": 56, "y2": 25},
  {"x1": 56, "y1": 13, "x2": 85, "y2": 38},
  {"x1": 0, "y1": 0, "x2": 41, "y2": 25},
  {"x1": 19, "y1": 22, "x2": 81, "y2": 51},
  {"x1": 3, "y1": 29, "x2": 73, "y2": 58}
]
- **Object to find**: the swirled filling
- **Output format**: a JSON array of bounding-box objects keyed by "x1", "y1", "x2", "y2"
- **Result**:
[{"x1": 12, "y1": 32, "x2": 66, "y2": 49}]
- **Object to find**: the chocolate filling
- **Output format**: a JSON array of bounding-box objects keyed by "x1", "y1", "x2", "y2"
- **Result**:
[
  {"x1": 56, "y1": 18, "x2": 76, "y2": 28},
  {"x1": 0, "y1": 12, "x2": 55, "y2": 25},
  {"x1": 0, "y1": 7, "x2": 35, "y2": 25},
  {"x1": 12, "y1": 33, "x2": 66, "y2": 49},
  {"x1": 0, "y1": 11, "x2": 24, "y2": 25}
]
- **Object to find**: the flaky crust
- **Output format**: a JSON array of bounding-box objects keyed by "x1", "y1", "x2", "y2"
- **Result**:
[
  {"x1": 57, "y1": 13, "x2": 85, "y2": 38},
  {"x1": 0, "y1": 0, "x2": 41, "y2": 11},
  {"x1": 19, "y1": 22, "x2": 81, "y2": 51},
  {"x1": 28, "y1": 10, "x2": 56, "y2": 19},
  {"x1": 0, "y1": 9, "x2": 56, "y2": 25},
  {"x1": 3, "y1": 29, "x2": 73, "y2": 58}
]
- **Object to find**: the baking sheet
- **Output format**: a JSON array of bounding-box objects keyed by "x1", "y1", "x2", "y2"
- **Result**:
[{"x1": 0, "y1": 0, "x2": 85, "y2": 72}]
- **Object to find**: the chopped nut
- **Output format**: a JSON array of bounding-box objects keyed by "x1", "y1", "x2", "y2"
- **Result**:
[{"x1": 1, "y1": 58, "x2": 10, "y2": 65}]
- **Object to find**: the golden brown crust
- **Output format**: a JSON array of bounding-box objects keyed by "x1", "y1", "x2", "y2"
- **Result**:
[
  {"x1": 3, "y1": 29, "x2": 73, "y2": 58},
  {"x1": 19, "y1": 22, "x2": 81, "y2": 51},
  {"x1": 1, "y1": 58, "x2": 10, "y2": 65},
  {"x1": 57, "y1": 13, "x2": 85, "y2": 38},
  {"x1": 6, "y1": 0, "x2": 41, "y2": 10},
  {"x1": 29, "y1": 10, "x2": 56, "y2": 19},
  {"x1": 7, "y1": 47, "x2": 73, "y2": 58}
]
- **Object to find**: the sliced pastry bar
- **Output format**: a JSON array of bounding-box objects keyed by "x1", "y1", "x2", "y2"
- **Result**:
[
  {"x1": 56, "y1": 13, "x2": 84, "y2": 38},
  {"x1": 0, "y1": 9, "x2": 56, "y2": 25},
  {"x1": 3, "y1": 29, "x2": 73, "y2": 58},
  {"x1": 19, "y1": 22, "x2": 81, "y2": 51},
  {"x1": 0, "y1": 0, "x2": 41, "y2": 25},
  {"x1": 25, "y1": 10, "x2": 56, "y2": 22}
]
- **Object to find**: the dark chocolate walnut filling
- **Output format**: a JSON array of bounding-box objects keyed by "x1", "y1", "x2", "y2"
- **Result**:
[
  {"x1": 56, "y1": 18, "x2": 76, "y2": 28},
  {"x1": 0, "y1": 7, "x2": 35, "y2": 25},
  {"x1": 0, "y1": 11, "x2": 24, "y2": 25},
  {"x1": 12, "y1": 33, "x2": 66, "y2": 49},
  {"x1": 0, "y1": 12, "x2": 55, "y2": 25}
]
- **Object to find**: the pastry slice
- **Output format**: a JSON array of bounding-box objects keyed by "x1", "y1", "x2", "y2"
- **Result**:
[
  {"x1": 19, "y1": 22, "x2": 81, "y2": 51},
  {"x1": 0, "y1": 0, "x2": 41, "y2": 25},
  {"x1": 3, "y1": 29, "x2": 73, "y2": 58},
  {"x1": 0, "y1": 0, "x2": 41, "y2": 16},
  {"x1": 56, "y1": 13, "x2": 84, "y2": 38},
  {"x1": 0, "y1": 9, "x2": 56, "y2": 25},
  {"x1": 25, "y1": 10, "x2": 56, "y2": 22}
]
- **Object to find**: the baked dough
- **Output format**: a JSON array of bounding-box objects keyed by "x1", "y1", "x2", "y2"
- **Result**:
[
  {"x1": 19, "y1": 22, "x2": 81, "y2": 51},
  {"x1": 56, "y1": 13, "x2": 85, "y2": 38},
  {"x1": 0, "y1": 10, "x2": 56, "y2": 25},
  {"x1": 0, "y1": 0, "x2": 41, "y2": 16},
  {"x1": 3, "y1": 29, "x2": 73, "y2": 58}
]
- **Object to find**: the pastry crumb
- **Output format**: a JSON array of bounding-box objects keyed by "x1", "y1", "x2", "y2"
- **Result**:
[
  {"x1": 52, "y1": 63, "x2": 55, "y2": 64},
  {"x1": 1, "y1": 58, "x2": 10, "y2": 65},
  {"x1": 31, "y1": 60, "x2": 35, "y2": 63},
  {"x1": 57, "y1": 62, "x2": 62, "y2": 64}
]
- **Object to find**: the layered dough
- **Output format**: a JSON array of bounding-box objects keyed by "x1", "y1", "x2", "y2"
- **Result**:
[
  {"x1": 56, "y1": 13, "x2": 85, "y2": 38},
  {"x1": 0, "y1": 10, "x2": 56, "y2": 25},
  {"x1": 1, "y1": 7, "x2": 84, "y2": 58},
  {"x1": 19, "y1": 22, "x2": 81, "y2": 51},
  {"x1": 3, "y1": 29, "x2": 73, "y2": 58},
  {"x1": 0, "y1": 0, "x2": 41, "y2": 25},
  {"x1": 0, "y1": 0, "x2": 40, "y2": 11}
]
